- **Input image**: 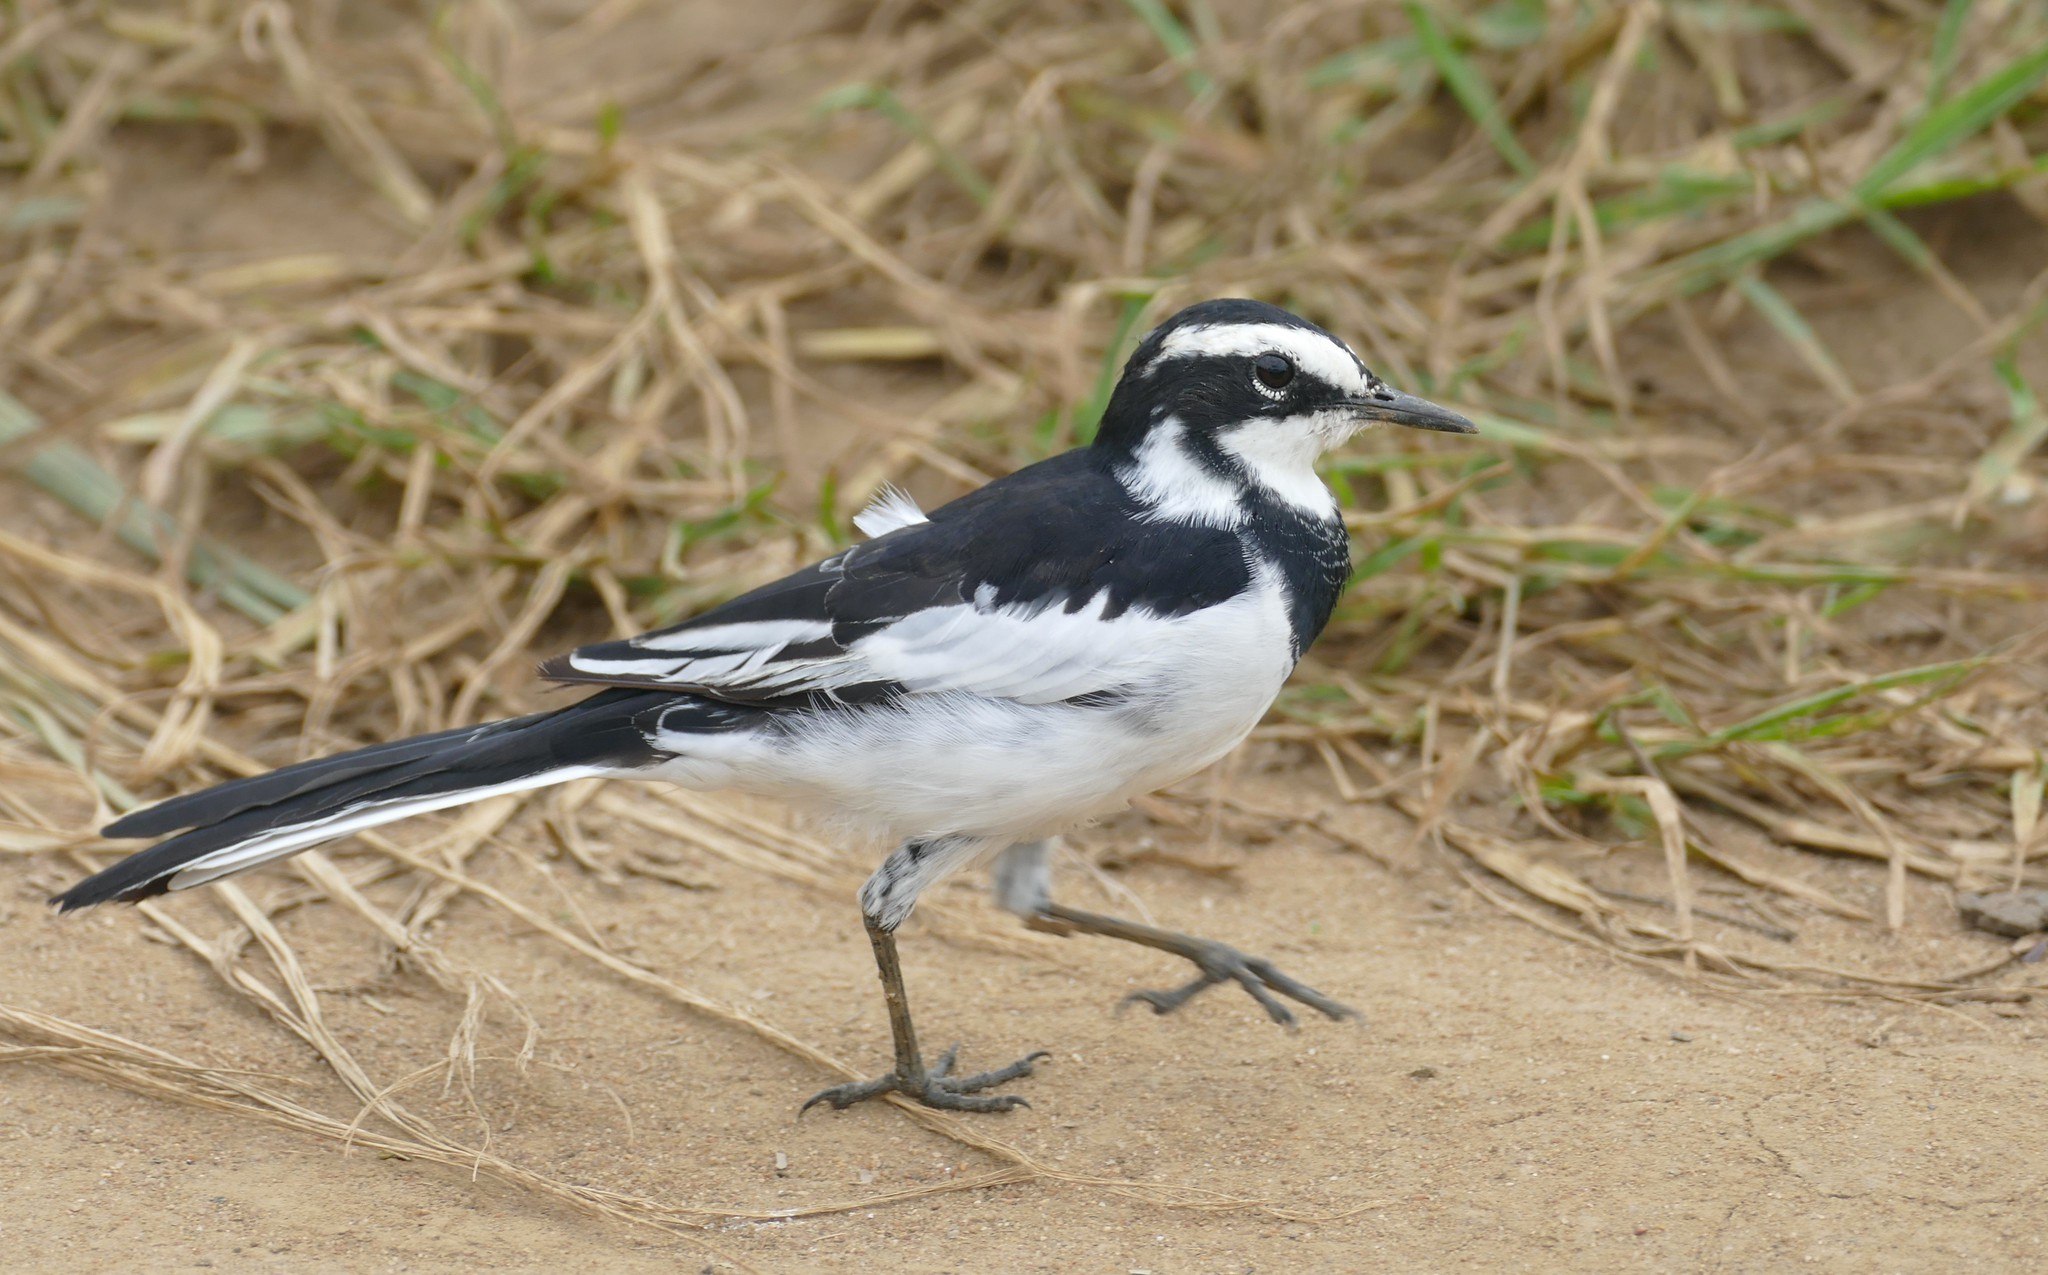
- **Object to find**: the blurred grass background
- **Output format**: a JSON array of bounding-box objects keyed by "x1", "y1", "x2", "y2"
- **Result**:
[{"x1": 2, "y1": 0, "x2": 2048, "y2": 1189}]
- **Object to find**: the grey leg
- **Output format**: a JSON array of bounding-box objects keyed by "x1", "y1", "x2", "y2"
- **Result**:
[
  {"x1": 802, "y1": 839, "x2": 1049, "y2": 1114},
  {"x1": 989, "y1": 839, "x2": 1053, "y2": 915},
  {"x1": 1028, "y1": 903, "x2": 1358, "y2": 1028},
  {"x1": 995, "y1": 840, "x2": 1355, "y2": 1026}
]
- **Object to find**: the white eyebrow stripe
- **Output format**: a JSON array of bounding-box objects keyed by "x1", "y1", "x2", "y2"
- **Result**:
[{"x1": 1151, "y1": 322, "x2": 1368, "y2": 395}]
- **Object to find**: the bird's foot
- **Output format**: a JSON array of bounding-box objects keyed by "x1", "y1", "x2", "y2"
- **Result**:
[
  {"x1": 1121, "y1": 939, "x2": 1359, "y2": 1027},
  {"x1": 800, "y1": 1044, "x2": 1050, "y2": 1114}
]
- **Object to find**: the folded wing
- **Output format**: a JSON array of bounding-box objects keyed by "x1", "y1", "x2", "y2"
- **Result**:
[{"x1": 537, "y1": 453, "x2": 1253, "y2": 707}]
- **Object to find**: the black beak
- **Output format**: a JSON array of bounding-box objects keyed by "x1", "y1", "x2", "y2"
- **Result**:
[{"x1": 1339, "y1": 389, "x2": 1478, "y2": 435}]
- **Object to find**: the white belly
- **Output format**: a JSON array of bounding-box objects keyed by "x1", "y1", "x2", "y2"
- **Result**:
[{"x1": 643, "y1": 574, "x2": 1299, "y2": 846}]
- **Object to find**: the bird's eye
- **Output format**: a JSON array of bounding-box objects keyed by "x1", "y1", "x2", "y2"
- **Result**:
[{"x1": 1253, "y1": 353, "x2": 1295, "y2": 393}]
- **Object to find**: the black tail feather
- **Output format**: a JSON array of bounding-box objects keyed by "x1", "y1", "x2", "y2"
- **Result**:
[
  {"x1": 55, "y1": 688, "x2": 678, "y2": 912},
  {"x1": 101, "y1": 715, "x2": 535, "y2": 840}
]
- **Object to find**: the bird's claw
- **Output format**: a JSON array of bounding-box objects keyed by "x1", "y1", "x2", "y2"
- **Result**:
[
  {"x1": 1119, "y1": 940, "x2": 1358, "y2": 1027},
  {"x1": 800, "y1": 1045, "x2": 1051, "y2": 1114}
]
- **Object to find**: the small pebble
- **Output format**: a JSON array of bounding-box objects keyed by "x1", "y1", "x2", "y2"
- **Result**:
[
  {"x1": 1670, "y1": 1031, "x2": 1694, "y2": 1043},
  {"x1": 1957, "y1": 890, "x2": 2048, "y2": 938}
]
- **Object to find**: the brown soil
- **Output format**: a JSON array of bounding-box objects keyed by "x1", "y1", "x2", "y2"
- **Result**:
[
  {"x1": 5, "y1": 781, "x2": 2046, "y2": 1272},
  {"x1": 4, "y1": 7, "x2": 2047, "y2": 1274}
]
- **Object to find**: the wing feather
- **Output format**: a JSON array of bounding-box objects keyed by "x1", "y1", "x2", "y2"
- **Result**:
[{"x1": 536, "y1": 451, "x2": 1253, "y2": 707}]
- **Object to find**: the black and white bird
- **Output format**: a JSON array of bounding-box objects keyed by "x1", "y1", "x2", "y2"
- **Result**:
[{"x1": 55, "y1": 299, "x2": 1474, "y2": 1113}]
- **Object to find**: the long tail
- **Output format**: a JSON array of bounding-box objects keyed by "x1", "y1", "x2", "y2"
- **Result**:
[{"x1": 53, "y1": 688, "x2": 680, "y2": 912}]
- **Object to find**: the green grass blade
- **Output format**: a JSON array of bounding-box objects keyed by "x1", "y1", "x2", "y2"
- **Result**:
[
  {"x1": 1123, "y1": 0, "x2": 1214, "y2": 96},
  {"x1": 1650, "y1": 197, "x2": 1857, "y2": 296},
  {"x1": 1734, "y1": 275, "x2": 1856, "y2": 401},
  {"x1": 1660, "y1": 655, "x2": 1990, "y2": 757},
  {"x1": 1926, "y1": 0, "x2": 1975, "y2": 104},
  {"x1": 817, "y1": 84, "x2": 992, "y2": 206},
  {"x1": 1964, "y1": 353, "x2": 2048, "y2": 507},
  {"x1": 0, "y1": 390, "x2": 309, "y2": 624},
  {"x1": 1351, "y1": 533, "x2": 1428, "y2": 582},
  {"x1": 1646, "y1": 145, "x2": 2048, "y2": 298},
  {"x1": 1879, "y1": 150, "x2": 2048, "y2": 207},
  {"x1": 1859, "y1": 35, "x2": 2048, "y2": 198},
  {"x1": 1404, "y1": 1, "x2": 1536, "y2": 176},
  {"x1": 1638, "y1": 39, "x2": 2048, "y2": 301},
  {"x1": 2, "y1": 692, "x2": 140, "y2": 809},
  {"x1": 1073, "y1": 294, "x2": 1152, "y2": 444},
  {"x1": 1308, "y1": 37, "x2": 1421, "y2": 91},
  {"x1": 1672, "y1": 3, "x2": 1808, "y2": 35},
  {"x1": 1500, "y1": 169, "x2": 1753, "y2": 253},
  {"x1": 1855, "y1": 201, "x2": 1944, "y2": 279}
]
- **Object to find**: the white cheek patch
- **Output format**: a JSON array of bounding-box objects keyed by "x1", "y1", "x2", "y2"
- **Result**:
[
  {"x1": 1217, "y1": 410, "x2": 1352, "y2": 517},
  {"x1": 1152, "y1": 322, "x2": 1369, "y2": 397}
]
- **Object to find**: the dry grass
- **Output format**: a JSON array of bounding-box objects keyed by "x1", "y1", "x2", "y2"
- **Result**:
[{"x1": 3, "y1": 0, "x2": 2048, "y2": 1229}]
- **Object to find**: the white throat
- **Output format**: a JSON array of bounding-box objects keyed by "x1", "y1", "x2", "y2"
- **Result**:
[{"x1": 1217, "y1": 410, "x2": 1351, "y2": 518}]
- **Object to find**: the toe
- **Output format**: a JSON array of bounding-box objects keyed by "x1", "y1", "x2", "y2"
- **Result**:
[
  {"x1": 1224, "y1": 965, "x2": 1299, "y2": 1026},
  {"x1": 1119, "y1": 972, "x2": 1223, "y2": 1017},
  {"x1": 1119, "y1": 990, "x2": 1178, "y2": 1017},
  {"x1": 926, "y1": 1089, "x2": 1030, "y2": 1113},
  {"x1": 799, "y1": 1075, "x2": 896, "y2": 1114},
  {"x1": 1120, "y1": 943, "x2": 1353, "y2": 1027},
  {"x1": 941, "y1": 1049, "x2": 1051, "y2": 1093},
  {"x1": 1244, "y1": 956, "x2": 1360, "y2": 1021}
]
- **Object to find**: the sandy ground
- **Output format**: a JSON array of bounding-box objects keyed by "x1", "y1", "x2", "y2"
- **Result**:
[
  {"x1": 5, "y1": 210, "x2": 2047, "y2": 1275},
  {"x1": 4, "y1": 9, "x2": 2048, "y2": 1272},
  {"x1": 4, "y1": 775, "x2": 2045, "y2": 1273}
]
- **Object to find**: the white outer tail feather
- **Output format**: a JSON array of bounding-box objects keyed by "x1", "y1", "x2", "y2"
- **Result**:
[{"x1": 160, "y1": 764, "x2": 608, "y2": 893}]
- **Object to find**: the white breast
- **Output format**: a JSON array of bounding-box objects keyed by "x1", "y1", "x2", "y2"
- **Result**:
[{"x1": 1116, "y1": 564, "x2": 1299, "y2": 791}]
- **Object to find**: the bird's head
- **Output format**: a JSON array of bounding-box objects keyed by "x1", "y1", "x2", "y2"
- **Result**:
[{"x1": 1093, "y1": 299, "x2": 1474, "y2": 524}]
